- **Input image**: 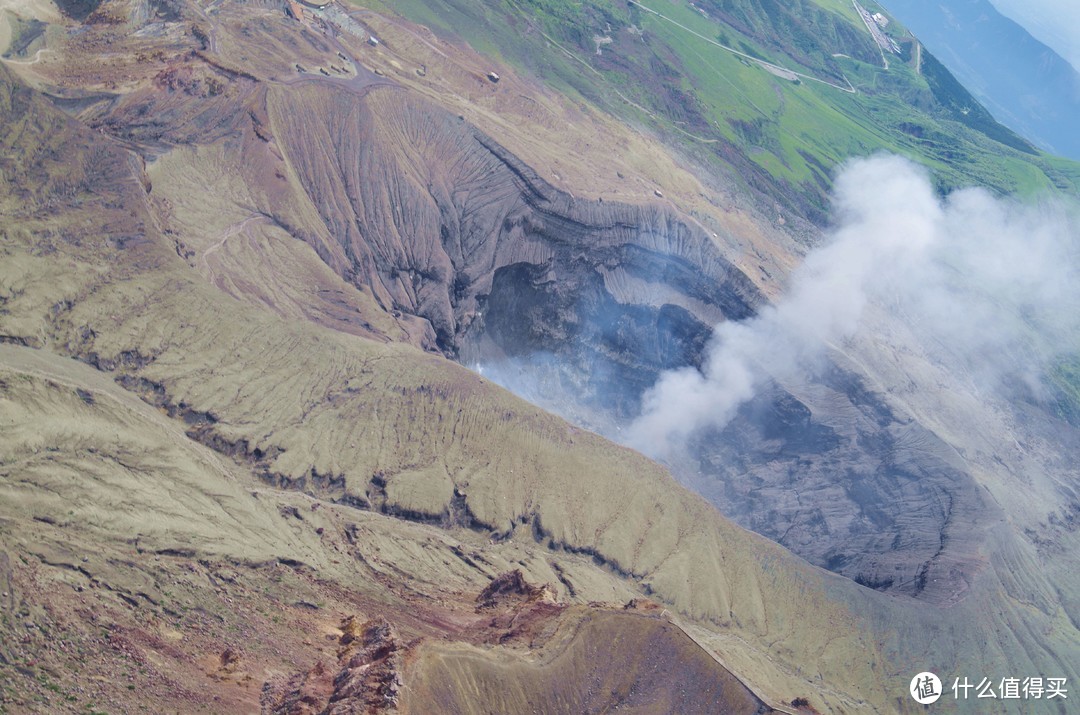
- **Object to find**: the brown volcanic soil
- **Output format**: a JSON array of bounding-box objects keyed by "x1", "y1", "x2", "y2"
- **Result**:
[
  {"x1": 259, "y1": 51, "x2": 993, "y2": 605},
  {"x1": 0, "y1": 343, "x2": 780, "y2": 714},
  {"x1": 0, "y1": 46, "x2": 832, "y2": 713},
  {"x1": 406, "y1": 608, "x2": 777, "y2": 715},
  {"x1": 265, "y1": 82, "x2": 764, "y2": 352},
  {"x1": 1, "y1": 1, "x2": 1079, "y2": 714}
]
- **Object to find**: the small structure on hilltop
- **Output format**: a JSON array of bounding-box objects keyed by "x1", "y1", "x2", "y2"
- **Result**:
[
  {"x1": 285, "y1": 0, "x2": 303, "y2": 21},
  {"x1": 487, "y1": 71, "x2": 500, "y2": 83},
  {"x1": 368, "y1": 35, "x2": 380, "y2": 46}
]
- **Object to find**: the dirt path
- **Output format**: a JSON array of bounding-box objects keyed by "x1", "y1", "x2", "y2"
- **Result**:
[
  {"x1": 202, "y1": 214, "x2": 263, "y2": 264},
  {"x1": 1, "y1": 46, "x2": 50, "y2": 64},
  {"x1": 852, "y1": 0, "x2": 890, "y2": 69},
  {"x1": 276, "y1": 63, "x2": 395, "y2": 95},
  {"x1": 201, "y1": 214, "x2": 267, "y2": 287},
  {"x1": 270, "y1": 6, "x2": 399, "y2": 97},
  {"x1": 628, "y1": 0, "x2": 856, "y2": 93}
]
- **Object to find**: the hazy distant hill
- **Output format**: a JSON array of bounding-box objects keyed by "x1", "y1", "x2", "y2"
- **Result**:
[
  {"x1": 882, "y1": 0, "x2": 1080, "y2": 160},
  {"x1": 989, "y1": 0, "x2": 1080, "y2": 74}
]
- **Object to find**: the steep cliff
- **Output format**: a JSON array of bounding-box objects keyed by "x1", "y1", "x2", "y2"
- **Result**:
[{"x1": 257, "y1": 77, "x2": 993, "y2": 605}]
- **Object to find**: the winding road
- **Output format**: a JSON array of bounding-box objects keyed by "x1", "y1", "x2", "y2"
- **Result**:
[{"x1": 628, "y1": 0, "x2": 856, "y2": 93}]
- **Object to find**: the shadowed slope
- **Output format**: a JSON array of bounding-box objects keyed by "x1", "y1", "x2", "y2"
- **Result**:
[
  {"x1": 263, "y1": 76, "x2": 995, "y2": 606},
  {"x1": 405, "y1": 609, "x2": 776, "y2": 715},
  {"x1": 267, "y1": 83, "x2": 763, "y2": 354}
]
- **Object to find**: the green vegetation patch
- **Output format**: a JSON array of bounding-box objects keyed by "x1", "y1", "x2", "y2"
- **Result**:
[
  {"x1": 353, "y1": 0, "x2": 1080, "y2": 228},
  {"x1": 1049, "y1": 356, "x2": 1080, "y2": 426}
]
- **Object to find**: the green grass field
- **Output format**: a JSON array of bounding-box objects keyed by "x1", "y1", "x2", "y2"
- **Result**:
[{"x1": 354, "y1": 0, "x2": 1080, "y2": 221}]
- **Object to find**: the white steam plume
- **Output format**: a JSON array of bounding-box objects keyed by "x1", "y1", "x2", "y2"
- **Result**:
[{"x1": 627, "y1": 154, "x2": 1080, "y2": 458}]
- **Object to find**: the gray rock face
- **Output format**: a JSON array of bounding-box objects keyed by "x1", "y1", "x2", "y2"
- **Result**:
[
  {"x1": 686, "y1": 371, "x2": 994, "y2": 601},
  {"x1": 270, "y1": 87, "x2": 761, "y2": 357},
  {"x1": 273, "y1": 85, "x2": 995, "y2": 603}
]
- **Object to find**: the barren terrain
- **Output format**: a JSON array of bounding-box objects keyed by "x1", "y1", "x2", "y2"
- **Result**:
[{"x1": 0, "y1": 0, "x2": 1078, "y2": 713}]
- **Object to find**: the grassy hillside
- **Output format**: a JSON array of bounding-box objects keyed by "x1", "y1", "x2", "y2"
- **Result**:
[{"x1": 362, "y1": 0, "x2": 1080, "y2": 227}]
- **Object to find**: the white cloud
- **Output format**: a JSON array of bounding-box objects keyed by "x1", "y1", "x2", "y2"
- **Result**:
[{"x1": 626, "y1": 154, "x2": 1080, "y2": 458}]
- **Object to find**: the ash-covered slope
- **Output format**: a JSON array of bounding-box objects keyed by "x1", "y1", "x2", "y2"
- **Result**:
[
  {"x1": 0, "y1": 54, "x2": 807, "y2": 712},
  {"x1": 1, "y1": 1, "x2": 1079, "y2": 713},
  {"x1": 0, "y1": 343, "x2": 778, "y2": 715},
  {"x1": 260, "y1": 69, "x2": 994, "y2": 605},
  {"x1": 141, "y1": 0, "x2": 1052, "y2": 612},
  {"x1": 406, "y1": 608, "x2": 777, "y2": 715},
  {"x1": 268, "y1": 84, "x2": 763, "y2": 358}
]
